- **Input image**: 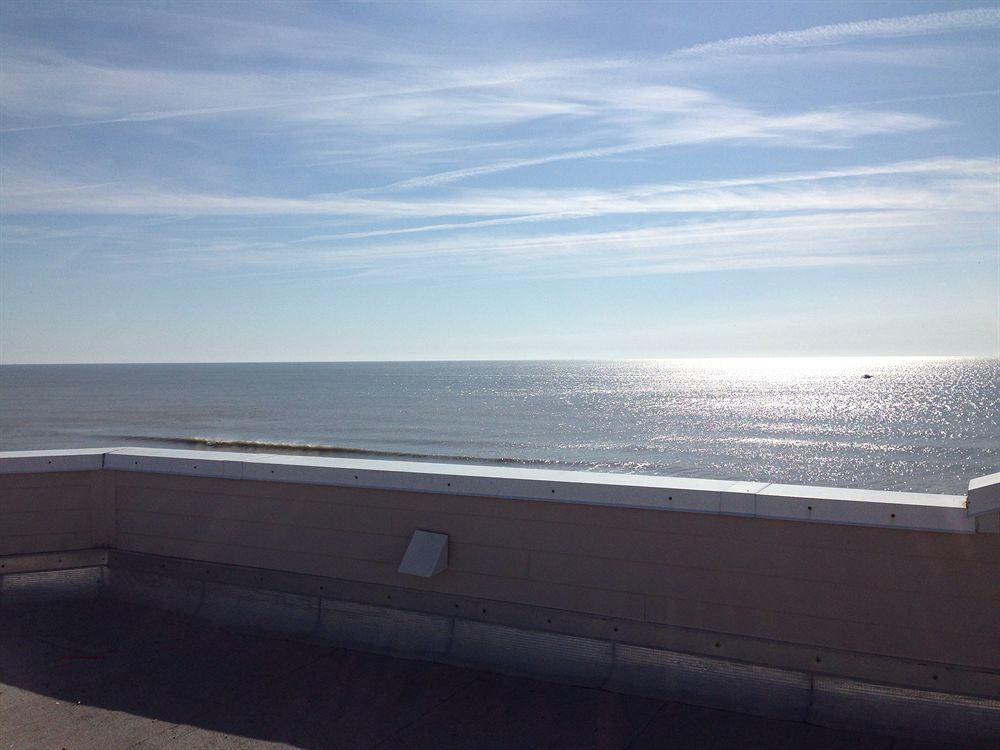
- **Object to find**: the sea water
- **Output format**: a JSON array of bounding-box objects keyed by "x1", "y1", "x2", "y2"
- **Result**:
[{"x1": 1, "y1": 358, "x2": 996, "y2": 494}]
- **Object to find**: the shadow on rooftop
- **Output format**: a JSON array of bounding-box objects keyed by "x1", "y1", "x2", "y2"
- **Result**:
[{"x1": 0, "y1": 598, "x2": 972, "y2": 749}]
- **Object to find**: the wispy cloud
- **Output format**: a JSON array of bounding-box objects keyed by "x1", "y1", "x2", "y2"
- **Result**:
[
  {"x1": 6, "y1": 155, "x2": 994, "y2": 289},
  {"x1": 1, "y1": 3, "x2": 997, "y2": 291},
  {"x1": 5, "y1": 156, "x2": 992, "y2": 219},
  {"x1": 360, "y1": 106, "x2": 941, "y2": 193},
  {"x1": 1, "y1": 37, "x2": 946, "y2": 197},
  {"x1": 673, "y1": 7, "x2": 1000, "y2": 57},
  {"x1": 0, "y1": 41, "x2": 623, "y2": 132},
  {"x1": 117, "y1": 209, "x2": 991, "y2": 284}
]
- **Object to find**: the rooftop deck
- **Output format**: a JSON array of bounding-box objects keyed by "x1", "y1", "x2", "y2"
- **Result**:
[{"x1": 1, "y1": 597, "x2": 970, "y2": 749}]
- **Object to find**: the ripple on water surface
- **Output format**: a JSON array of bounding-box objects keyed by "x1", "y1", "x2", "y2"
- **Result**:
[{"x1": 0, "y1": 357, "x2": 996, "y2": 494}]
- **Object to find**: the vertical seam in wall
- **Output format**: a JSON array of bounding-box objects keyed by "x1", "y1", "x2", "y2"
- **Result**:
[
  {"x1": 445, "y1": 611, "x2": 457, "y2": 660},
  {"x1": 89, "y1": 471, "x2": 99, "y2": 549},
  {"x1": 805, "y1": 671, "x2": 817, "y2": 724},
  {"x1": 752, "y1": 486, "x2": 770, "y2": 519},
  {"x1": 602, "y1": 640, "x2": 620, "y2": 691},
  {"x1": 310, "y1": 593, "x2": 322, "y2": 637},
  {"x1": 111, "y1": 471, "x2": 119, "y2": 550},
  {"x1": 195, "y1": 576, "x2": 207, "y2": 615}
]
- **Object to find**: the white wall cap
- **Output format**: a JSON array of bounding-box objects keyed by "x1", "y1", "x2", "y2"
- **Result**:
[
  {"x1": 238, "y1": 451, "x2": 734, "y2": 491},
  {"x1": 758, "y1": 484, "x2": 973, "y2": 532},
  {"x1": 0, "y1": 447, "x2": 111, "y2": 473},
  {"x1": 239, "y1": 453, "x2": 729, "y2": 512},
  {"x1": 104, "y1": 447, "x2": 244, "y2": 479},
  {"x1": 967, "y1": 472, "x2": 1000, "y2": 516},
  {"x1": 760, "y1": 483, "x2": 966, "y2": 508},
  {"x1": 720, "y1": 482, "x2": 770, "y2": 517},
  {"x1": 0, "y1": 447, "x2": 978, "y2": 533}
]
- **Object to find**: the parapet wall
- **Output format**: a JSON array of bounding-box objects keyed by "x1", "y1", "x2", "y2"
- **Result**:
[{"x1": 1, "y1": 448, "x2": 998, "y2": 742}]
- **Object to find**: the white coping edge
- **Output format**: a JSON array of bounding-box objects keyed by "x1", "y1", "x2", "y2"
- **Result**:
[
  {"x1": 0, "y1": 447, "x2": 987, "y2": 534},
  {"x1": 0, "y1": 447, "x2": 111, "y2": 473},
  {"x1": 967, "y1": 472, "x2": 1000, "y2": 516}
]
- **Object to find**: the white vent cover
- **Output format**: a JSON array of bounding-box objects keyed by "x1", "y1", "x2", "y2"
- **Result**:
[{"x1": 397, "y1": 530, "x2": 448, "y2": 577}]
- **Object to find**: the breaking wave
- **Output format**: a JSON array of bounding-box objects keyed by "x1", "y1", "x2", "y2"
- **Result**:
[{"x1": 108, "y1": 434, "x2": 563, "y2": 467}]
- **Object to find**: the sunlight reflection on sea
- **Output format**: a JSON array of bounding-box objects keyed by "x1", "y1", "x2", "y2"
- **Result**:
[{"x1": 1, "y1": 357, "x2": 996, "y2": 494}]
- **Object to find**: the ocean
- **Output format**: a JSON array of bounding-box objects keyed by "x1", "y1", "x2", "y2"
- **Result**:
[{"x1": 1, "y1": 358, "x2": 996, "y2": 495}]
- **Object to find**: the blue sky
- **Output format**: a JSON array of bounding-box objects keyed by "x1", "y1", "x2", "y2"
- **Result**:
[{"x1": 1, "y1": 0, "x2": 997, "y2": 363}]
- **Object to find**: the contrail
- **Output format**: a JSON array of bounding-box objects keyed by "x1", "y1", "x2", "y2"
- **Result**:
[{"x1": 673, "y1": 7, "x2": 1000, "y2": 57}]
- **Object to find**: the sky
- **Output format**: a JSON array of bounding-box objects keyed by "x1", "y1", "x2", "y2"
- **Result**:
[{"x1": 0, "y1": 0, "x2": 998, "y2": 363}]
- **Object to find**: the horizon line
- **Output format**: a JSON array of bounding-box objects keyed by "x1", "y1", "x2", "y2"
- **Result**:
[{"x1": 1, "y1": 354, "x2": 993, "y2": 366}]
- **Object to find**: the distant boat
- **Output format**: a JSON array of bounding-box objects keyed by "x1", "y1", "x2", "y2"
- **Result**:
[{"x1": 862, "y1": 374, "x2": 873, "y2": 379}]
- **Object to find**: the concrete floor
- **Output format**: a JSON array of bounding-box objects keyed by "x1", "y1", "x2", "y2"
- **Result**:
[{"x1": 0, "y1": 598, "x2": 975, "y2": 749}]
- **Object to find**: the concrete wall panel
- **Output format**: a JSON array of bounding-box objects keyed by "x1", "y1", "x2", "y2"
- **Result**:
[
  {"x1": 0, "y1": 567, "x2": 102, "y2": 604},
  {"x1": 316, "y1": 599, "x2": 452, "y2": 659},
  {"x1": 449, "y1": 620, "x2": 614, "y2": 687},
  {"x1": 0, "y1": 532, "x2": 96, "y2": 556},
  {"x1": 0, "y1": 472, "x2": 100, "y2": 556},
  {"x1": 104, "y1": 567, "x2": 203, "y2": 614},
  {"x1": 200, "y1": 582, "x2": 318, "y2": 636},
  {"x1": 0, "y1": 484, "x2": 93, "y2": 513},
  {"x1": 529, "y1": 550, "x2": 998, "y2": 636},
  {"x1": 607, "y1": 643, "x2": 812, "y2": 721},
  {"x1": 809, "y1": 676, "x2": 1000, "y2": 748},
  {"x1": 645, "y1": 594, "x2": 999, "y2": 669}
]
